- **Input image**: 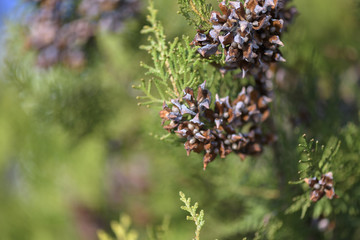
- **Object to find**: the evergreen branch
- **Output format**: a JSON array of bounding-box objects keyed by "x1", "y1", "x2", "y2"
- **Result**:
[
  {"x1": 189, "y1": 0, "x2": 211, "y2": 25},
  {"x1": 136, "y1": 1, "x2": 213, "y2": 107},
  {"x1": 178, "y1": 0, "x2": 213, "y2": 29},
  {"x1": 295, "y1": 134, "x2": 340, "y2": 179},
  {"x1": 285, "y1": 194, "x2": 311, "y2": 219},
  {"x1": 165, "y1": 59, "x2": 180, "y2": 97},
  {"x1": 179, "y1": 191, "x2": 205, "y2": 240},
  {"x1": 286, "y1": 134, "x2": 341, "y2": 218}
]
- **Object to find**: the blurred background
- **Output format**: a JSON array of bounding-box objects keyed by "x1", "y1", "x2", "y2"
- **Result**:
[{"x1": 0, "y1": 0, "x2": 359, "y2": 239}]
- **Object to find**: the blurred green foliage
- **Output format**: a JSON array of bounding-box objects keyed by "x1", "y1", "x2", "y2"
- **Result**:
[
  {"x1": 98, "y1": 214, "x2": 139, "y2": 240},
  {"x1": 0, "y1": 0, "x2": 359, "y2": 240}
]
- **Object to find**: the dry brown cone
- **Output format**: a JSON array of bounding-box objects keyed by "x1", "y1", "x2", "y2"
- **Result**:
[
  {"x1": 304, "y1": 172, "x2": 339, "y2": 202},
  {"x1": 79, "y1": 0, "x2": 140, "y2": 32},
  {"x1": 191, "y1": 0, "x2": 297, "y2": 76},
  {"x1": 159, "y1": 82, "x2": 273, "y2": 169},
  {"x1": 25, "y1": 0, "x2": 140, "y2": 68}
]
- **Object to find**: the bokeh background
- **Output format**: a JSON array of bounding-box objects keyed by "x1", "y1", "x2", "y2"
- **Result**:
[{"x1": 0, "y1": 0, "x2": 360, "y2": 239}]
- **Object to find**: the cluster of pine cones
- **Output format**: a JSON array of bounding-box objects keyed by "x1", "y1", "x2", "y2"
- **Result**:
[
  {"x1": 191, "y1": 0, "x2": 296, "y2": 76},
  {"x1": 25, "y1": 0, "x2": 140, "y2": 68},
  {"x1": 160, "y1": 82, "x2": 273, "y2": 169},
  {"x1": 159, "y1": 0, "x2": 297, "y2": 169}
]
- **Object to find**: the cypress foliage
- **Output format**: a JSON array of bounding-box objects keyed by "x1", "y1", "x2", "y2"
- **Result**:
[{"x1": 0, "y1": 0, "x2": 360, "y2": 239}]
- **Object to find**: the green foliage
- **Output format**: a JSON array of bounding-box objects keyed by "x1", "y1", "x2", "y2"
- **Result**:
[
  {"x1": 286, "y1": 135, "x2": 341, "y2": 218},
  {"x1": 0, "y1": 12, "x2": 144, "y2": 240},
  {"x1": 177, "y1": 0, "x2": 213, "y2": 29},
  {"x1": 98, "y1": 215, "x2": 138, "y2": 240},
  {"x1": 253, "y1": 215, "x2": 283, "y2": 240},
  {"x1": 179, "y1": 191, "x2": 205, "y2": 240},
  {"x1": 136, "y1": 1, "x2": 216, "y2": 106},
  {"x1": 1, "y1": 0, "x2": 360, "y2": 239},
  {"x1": 2, "y1": 27, "x2": 117, "y2": 137},
  {"x1": 98, "y1": 214, "x2": 172, "y2": 240},
  {"x1": 147, "y1": 216, "x2": 171, "y2": 240},
  {"x1": 333, "y1": 122, "x2": 360, "y2": 215},
  {"x1": 285, "y1": 193, "x2": 312, "y2": 219},
  {"x1": 295, "y1": 134, "x2": 341, "y2": 181}
]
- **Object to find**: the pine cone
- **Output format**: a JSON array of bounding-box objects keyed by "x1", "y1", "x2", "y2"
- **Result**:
[
  {"x1": 191, "y1": 0, "x2": 297, "y2": 75},
  {"x1": 304, "y1": 172, "x2": 339, "y2": 202},
  {"x1": 79, "y1": 0, "x2": 140, "y2": 32},
  {"x1": 25, "y1": 0, "x2": 140, "y2": 68},
  {"x1": 159, "y1": 82, "x2": 273, "y2": 169}
]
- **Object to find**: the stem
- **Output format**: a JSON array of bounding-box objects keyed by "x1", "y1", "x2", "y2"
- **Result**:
[
  {"x1": 184, "y1": 202, "x2": 201, "y2": 240},
  {"x1": 165, "y1": 59, "x2": 180, "y2": 98}
]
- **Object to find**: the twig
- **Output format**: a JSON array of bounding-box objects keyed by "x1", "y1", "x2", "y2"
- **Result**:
[
  {"x1": 189, "y1": 0, "x2": 211, "y2": 25},
  {"x1": 165, "y1": 59, "x2": 180, "y2": 98}
]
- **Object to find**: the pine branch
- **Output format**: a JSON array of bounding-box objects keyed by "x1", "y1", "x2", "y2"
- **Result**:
[
  {"x1": 286, "y1": 134, "x2": 341, "y2": 218},
  {"x1": 294, "y1": 134, "x2": 340, "y2": 180},
  {"x1": 179, "y1": 191, "x2": 205, "y2": 240},
  {"x1": 135, "y1": 1, "x2": 215, "y2": 107},
  {"x1": 177, "y1": 0, "x2": 213, "y2": 29},
  {"x1": 285, "y1": 194, "x2": 311, "y2": 219}
]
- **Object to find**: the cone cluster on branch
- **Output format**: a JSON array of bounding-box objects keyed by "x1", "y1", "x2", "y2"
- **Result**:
[
  {"x1": 25, "y1": 0, "x2": 140, "y2": 68},
  {"x1": 304, "y1": 172, "x2": 338, "y2": 202},
  {"x1": 191, "y1": 0, "x2": 297, "y2": 75},
  {"x1": 156, "y1": 1, "x2": 296, "y2": 168},
  {"x1": 160, "y1": 82, "x2": 273, "y2": 169}
]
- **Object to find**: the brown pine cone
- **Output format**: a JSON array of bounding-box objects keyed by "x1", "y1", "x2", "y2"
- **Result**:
[
  {"x1": 304, "y1": 172, "x2": 339, "y2": 202},
  {"x1": 25, "y1": 0, "x2": 140, "y2": 68},
  {"x1": 191, "y1": 0, "x2": 297, "y2": 75},
  {"x1": 159, "y1": 82, "x2": 273, "y2": 169},
  {"x1": 79, "y1": 0, "x2": 140, "y2": 32}
]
